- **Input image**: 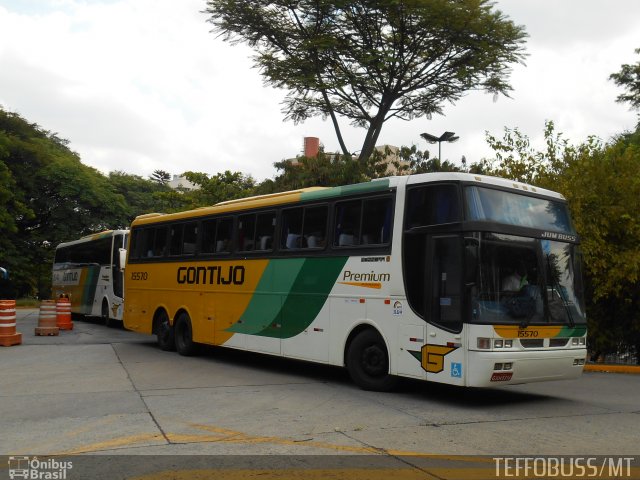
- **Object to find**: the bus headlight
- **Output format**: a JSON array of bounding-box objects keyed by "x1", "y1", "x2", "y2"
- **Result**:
[
  {"x1": 477, "y1": 338, "x2": 491, "y2": 349},
  {"x1": 494, "y1": 339, "x2": 503, "y2": 348}
]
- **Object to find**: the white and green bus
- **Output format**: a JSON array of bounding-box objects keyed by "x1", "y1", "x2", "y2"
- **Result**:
[
  {"x1": 52, "y1": 230, "x2": 129, "y2": 326},
  {"x1": 123, "y1": 173, "x2": 587, "y2": 389}
]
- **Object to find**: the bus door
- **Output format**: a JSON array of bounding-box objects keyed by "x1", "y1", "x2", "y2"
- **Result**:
[
  {"x1": 424, "y1": 234, "x2": 466, "y2": 386},
  {"x1": 112, "y1": 234, "x2": 124, "y2": 299}
]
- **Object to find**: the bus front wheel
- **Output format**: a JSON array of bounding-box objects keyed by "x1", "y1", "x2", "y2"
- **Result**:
[
  {"x1": 156, "y1": 311, "x2": 175, "y2": 351},
  {"x1": 174, "y1": 312, "x2": 198, "y2": 356},
  {"x1": 346, "y1": 329, "x2": 397, "y2": 391}
]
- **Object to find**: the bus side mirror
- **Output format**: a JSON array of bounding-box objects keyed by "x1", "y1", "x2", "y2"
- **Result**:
[
  {"x1": 119, "y1": 248, "x2": 127, "y2": 271},
  {"x1": 464, "y1": 238, "x2": 478, "y2": 285}
]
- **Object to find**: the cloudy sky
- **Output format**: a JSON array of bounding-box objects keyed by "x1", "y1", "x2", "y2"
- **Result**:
[{"x1": 1, "y1": 0, "x2": 639, "y2": 182}]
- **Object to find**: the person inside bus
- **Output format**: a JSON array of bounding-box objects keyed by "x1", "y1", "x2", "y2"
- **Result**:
[{"x1": 502, "y1": 261, "x2": 529, "y2": 292}]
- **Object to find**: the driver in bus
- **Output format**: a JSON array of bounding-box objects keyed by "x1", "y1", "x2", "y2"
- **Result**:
[{"x1": 502, "y1": 261, "x2": 529, "y2": 292}]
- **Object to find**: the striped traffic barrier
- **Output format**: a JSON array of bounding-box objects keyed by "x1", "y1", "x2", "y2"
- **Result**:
[
  {"x1": 0, "y1": 299, "x2": 22, "y2": 347},
  {"x1": 35, "y1": 300, "x2": 59, "y2": 336},
  {"x1": 56, "y1": 296, "x2": 73, "y2": 330}
]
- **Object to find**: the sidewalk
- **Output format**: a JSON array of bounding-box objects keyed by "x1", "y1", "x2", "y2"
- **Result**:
[{"x1": 584, "y1": 363, "x2": 640, "y2": 374}]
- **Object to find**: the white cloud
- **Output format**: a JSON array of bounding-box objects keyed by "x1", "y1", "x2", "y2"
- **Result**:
[{"x1": 1, "y1": 0, "x2": 639, "y2": 182}]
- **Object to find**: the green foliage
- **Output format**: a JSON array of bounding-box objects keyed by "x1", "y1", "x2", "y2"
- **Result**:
[
  {"x1": 205, "y1": 0, "x2": 527, "y2": 161},
  {"x1": 0, "y1": 108, "x2": 127, "y2": 298},
  {"x1": 150, "y1": 169, "x2": 171, "y2": 184},
  {"x1": 484, "y1": 122, "x2": 640, "y2": 360},
  {"x1": 108, "y1": 171, "x2": 171, "y2": 220},
  {"x1": 182, "y1": 171, "x2": 257, "y2": 207},
  {"x1": 610, "y1": 47, "x2": 640, "y2": 112}
]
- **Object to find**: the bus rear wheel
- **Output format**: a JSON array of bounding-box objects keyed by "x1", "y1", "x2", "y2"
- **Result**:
[
  {"x1": 175, "y1": 312, "x2": 198, "y2": 356},
  {"x1": 347, "y1": 329, "x2": 397, "y2": 391},
  {"x1": 156, "y1": 310, "x2": 175, "y2": 351}
]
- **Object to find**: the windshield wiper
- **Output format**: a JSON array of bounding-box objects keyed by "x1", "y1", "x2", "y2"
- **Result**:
[{"x1": 546, "y1": 254, "x2": 575, "y2": 327}]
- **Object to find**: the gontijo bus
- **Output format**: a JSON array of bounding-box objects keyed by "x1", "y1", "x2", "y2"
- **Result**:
[
  {"x1": 123, "y1": 173, "x2": 587, "y2": 390},
  {"x1": 52, "y1": 230, "x2": 128, "y2": 325}
]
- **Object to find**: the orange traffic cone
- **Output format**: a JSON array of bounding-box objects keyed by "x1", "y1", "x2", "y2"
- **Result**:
[
  {"x1": 0, "y1": 299, "x2": 22, "y2": 347},
  {"x1": 35, "y1": 300, "x2": 59, "y2": 336},
  {"x1": 56, "y1": 296, "x2": 73, "y2": 330}
]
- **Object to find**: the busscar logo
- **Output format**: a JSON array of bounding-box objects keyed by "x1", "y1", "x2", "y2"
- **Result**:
[{"x1": 8, "y1": 456, "x2": 73, "y2": 479}]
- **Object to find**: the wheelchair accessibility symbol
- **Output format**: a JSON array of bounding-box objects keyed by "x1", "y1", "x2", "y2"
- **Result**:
[{"x1": 451, "y1": 362, "x2": 462, "y2": 378}]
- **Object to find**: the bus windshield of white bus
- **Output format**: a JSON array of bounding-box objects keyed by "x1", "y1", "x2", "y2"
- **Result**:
[
  {"x1": 470, "y1": 233, "x2": 586, "y2": 326},
  {"x1": 465, "y1": 186, "x2": 575, "y2": 234}
]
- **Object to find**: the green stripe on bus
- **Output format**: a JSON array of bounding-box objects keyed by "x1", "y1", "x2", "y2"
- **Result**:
[
  {"x1": 257, "y1": 257, "x2": 348, "y2": 339},
  {"x1": 557, "y1": 325, "x2": 587, "y2": 337},
  {"x1": 81, "y1": 265, "x2": 101, "y2": 315},
  {"x1": 300, "y1": 179, "x2": 390, "y2": 202},
  {"x1": 227, "y1": 257, "x2": 348, "y2": 339},
  {"x1": 227, "y1": 259, "x2": 306, "y2": 335}
]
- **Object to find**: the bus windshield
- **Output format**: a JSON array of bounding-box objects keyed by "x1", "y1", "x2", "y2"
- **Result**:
[
  {"x1": 465, "y1": 186, "x2": 575, "y2": 234},
  {"x1": 471, "y1": 233, "x2": 586, "y2": 326}
]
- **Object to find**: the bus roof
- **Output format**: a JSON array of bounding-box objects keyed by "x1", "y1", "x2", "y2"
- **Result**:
[
  {"x1": 56, "y1": 229, "x2": 129, "y2": 249},
  {"x1": 131, "y1": 180, "x2": 394, "y2": 226},
  {"x1": 130, "y1": 172, "x2": 565, "y2": 227}
]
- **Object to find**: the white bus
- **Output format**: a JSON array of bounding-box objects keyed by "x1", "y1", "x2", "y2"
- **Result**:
[
  {"x1": 123, "y1": 173, "x2": 587, "y2": 389},
  {"x1": 52, "y1": 230, "x2": 128, "y2": 326}
]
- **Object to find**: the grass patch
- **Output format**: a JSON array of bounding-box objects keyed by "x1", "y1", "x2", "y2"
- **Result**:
[{"x1": 15, "y1": 298, "x2": 41, "y2": 308}]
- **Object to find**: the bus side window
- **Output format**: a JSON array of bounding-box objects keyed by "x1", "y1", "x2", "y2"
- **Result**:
[
  {"x1": 303, "y1": 205, "x2": 327, "y2": 249},
  {"x1": 334, "y1": 200, "x2": 361, "y2": 247},
  {"x1": 201, "y1": 220, "x2": 217, "y2": 253},
  {"x1": 238, "y1": 214, "x2": 256, "y2": 252},
  {"x1": 216, "y1": 218, "x2": 233, "y2": 253},
  {"x1": 151, "y1": 226, "x2": 169, "y2": 257},
  {"x1": 361, "y1": 197, "x2": 392, "y2": 244},
  {"x1": 406, "y1": 185, "x2": 461, "y2": 228},
  {"x1": 255, "y1": 212, "x2": 276, "y2": 251},
  {"x1": 170, "y1": 224, "x2": 184, "y2": 256},
  {"x1": 182, "y1": 222, "x2": 197, "y2": 255},
  {"x1": 281, "y1": 207, "x2": 303, "y2": 250}
]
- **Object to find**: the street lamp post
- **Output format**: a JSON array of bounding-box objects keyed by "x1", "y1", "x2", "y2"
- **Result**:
[{"x1": 420, "y1": 131, "x2": 459, "y2": 160}]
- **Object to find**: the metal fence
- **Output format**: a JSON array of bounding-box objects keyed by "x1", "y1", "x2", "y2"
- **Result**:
[{"x1": 589, "y1": 346, "x2": 638, "y2": 365}]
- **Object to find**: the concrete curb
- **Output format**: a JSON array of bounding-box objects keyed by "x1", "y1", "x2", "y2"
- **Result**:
[{"x1": 584, "y1": 364, "x2": 640, "y2": 374}]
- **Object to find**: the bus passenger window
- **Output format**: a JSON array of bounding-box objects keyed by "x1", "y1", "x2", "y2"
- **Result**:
[
  {"x1": 151, "y1": 226, "x2": 169, "y2": 257},
  {"x1": 303, "y1": 206, "x2": 327, "y2": 249},
  {"x1": 334, "y1": 200, "x2": 361, "y2": 247},
  {"x1": 281, "y1": 208, "x2": 303, "y2": 249},
  {"x1": 255, "y1": 212, "x2": 276, "y2": 251},
  {"x1": 182, "y1": 222, "x2": 197, "y2": 255},
  {"x1": 406, "y1": 185, "x2": 461, "y2": 228},
  {"x1": 361, "y1": 198, "x2": 392, "y2": 244},
  {"x1": 169, "y1": 224, "x2": 184, "y2": 256},
  {"x1": 238, "y1": 214, "x2": 256, "y2": 252},
  {"x1": 201, "y1": 220, "x2": 217, "y2": 253},
  {"x1": 216, "y1": 218, "x2": 233, "y2": 253}
]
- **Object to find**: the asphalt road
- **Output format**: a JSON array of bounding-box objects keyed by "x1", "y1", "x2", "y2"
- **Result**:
[{"x1": 1, "y1": 309, "x2": 639, "y2": 479}]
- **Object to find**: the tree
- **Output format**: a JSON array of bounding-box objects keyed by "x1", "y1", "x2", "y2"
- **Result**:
[
  {"x1": 0, "y1": 108, "x2": 128, "y2": 298},
  {"x1": 205, "y1": 0, "x2": 527, "y2": 161},
  {"x1": 610, "y1": 47, "x2": 640, "y2": 111},
  {"x1": 182, "y1": 170, "x2": 256, "y2": 206},
  {"x1": 108, "y1": 171, "x2": 171, "y2": 220},
  {"x1": 150, "y1": 169, "x2": 171, "y2": 185},
  {"x1": 484, "y1": 122, "x2": 640, "y2": 362}
]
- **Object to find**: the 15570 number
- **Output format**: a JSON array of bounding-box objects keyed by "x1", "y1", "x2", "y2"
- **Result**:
[
  {"x1": 130, "y1": 272, "x2": 148, "y2": 281},
  {"x1": 517, "y1": 329, "x2": 539, "y2": 338}
]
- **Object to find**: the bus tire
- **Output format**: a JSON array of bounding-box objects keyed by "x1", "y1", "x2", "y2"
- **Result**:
[
  {"x1": 174, "y1": 312, "x2": 198, "y2": 356},
  {"x1": 346, "y1": 329, "x2": 397, "y2": 392},
  {"x1": 156, "y1": 310, "x2": 175, "y2": 351},
  {"x1": 101, "y1": 299, "x2": 113, "y2": 328}
]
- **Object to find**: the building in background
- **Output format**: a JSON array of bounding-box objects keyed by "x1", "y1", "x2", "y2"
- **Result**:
[
  {"x1": 288, "y1": 137, "x2": 407, "y2": 175},
  {"x1": 167, "y1": 175, "x2": 198, "y2": 191}
]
